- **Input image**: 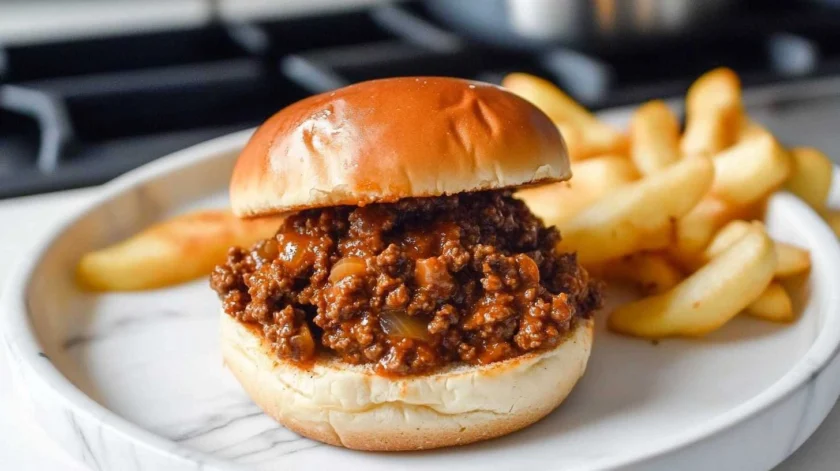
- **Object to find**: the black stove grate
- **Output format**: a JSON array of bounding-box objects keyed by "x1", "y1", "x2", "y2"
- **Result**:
[{"x1": 3, "y1": 0, "x2": 840, "y2": 198}]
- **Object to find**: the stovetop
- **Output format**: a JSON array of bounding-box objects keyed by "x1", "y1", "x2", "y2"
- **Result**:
[{"x1": 3, "y1": 0, "x2": 840, "y2": 198}]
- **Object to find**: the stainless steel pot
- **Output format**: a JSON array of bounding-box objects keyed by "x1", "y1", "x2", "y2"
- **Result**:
[{"x1": 425, "y1": 0, "x2": 741, "y2": 50}]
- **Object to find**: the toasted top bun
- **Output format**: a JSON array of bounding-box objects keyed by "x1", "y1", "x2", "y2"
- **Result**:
[
  {"x1": 220, "y1": 312, "x2": 593, "y2": 451},
  {"x1": 230, "y1": 77, "x2": 571, "y2": 217}
]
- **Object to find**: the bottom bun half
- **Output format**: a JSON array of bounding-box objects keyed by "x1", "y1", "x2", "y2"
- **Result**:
[{"x1": 220, "y1": 312, "x2": 594, "y2": 451}]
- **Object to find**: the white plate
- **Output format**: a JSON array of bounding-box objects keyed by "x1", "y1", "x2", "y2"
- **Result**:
[{"x1": 4, "y1": 130, "x2": 840, "y2": 471}]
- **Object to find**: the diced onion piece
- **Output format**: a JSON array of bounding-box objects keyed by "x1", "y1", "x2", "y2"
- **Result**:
[
  {"x1": 329, "y1": 256, "x2": 366, "y2": 283},
  {"x1": 277, "y1": 233, "x2": 319, "y2": 268},
  {"x1": 379, "y1": 310, "x2": 430, "y2": 341},
  {"x1": 516, "y1": 254, "x2": 540, "y2": 285},
  {"x1": 414, "y1": 257, "x2": 454, "y2": 292},
  {"x1": 251, "y1": 238, "x2": 279, "y2": 268},
  {"x1": 292, "y1": 324, "x2": 316, "y2": 360}
]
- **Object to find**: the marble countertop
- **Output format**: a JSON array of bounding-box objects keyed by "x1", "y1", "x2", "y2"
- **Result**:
[{"x1": 0, "y1": 188, "x2": 838, "y2": 470}]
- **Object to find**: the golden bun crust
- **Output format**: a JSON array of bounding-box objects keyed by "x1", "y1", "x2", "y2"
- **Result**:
[
  {"x1": 230, "y1": 77, "x2": 571, "y2": 217},
  {"x1": 220, "y1": 313, "x2": 593, "y2": 451}
]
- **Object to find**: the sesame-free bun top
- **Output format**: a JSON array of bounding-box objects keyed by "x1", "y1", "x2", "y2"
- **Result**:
[{"x1": 230, "y1": 77, "x2": 570, "y2": 217}]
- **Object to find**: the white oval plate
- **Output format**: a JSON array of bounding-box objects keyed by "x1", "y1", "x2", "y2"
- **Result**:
[{"x1": 4, "y1": 130, "x2": 840, "y2": 471}]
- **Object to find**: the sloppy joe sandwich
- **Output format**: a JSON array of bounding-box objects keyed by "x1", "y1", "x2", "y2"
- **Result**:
[{"x1": 210, "y1": 77, "x2": 602, "y2": 451}]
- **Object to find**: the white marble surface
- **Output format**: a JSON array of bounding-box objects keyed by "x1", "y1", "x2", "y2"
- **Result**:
[{"x1": 1, "y1": 173, "x2": 840, "y2": 470}]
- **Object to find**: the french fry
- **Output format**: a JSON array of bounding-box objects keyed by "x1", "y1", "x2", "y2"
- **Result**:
[
  {"x1": 681, "y1": 68, "x2": 743, "y2": 157},
  {"x1": 786, "y1": 147, "x2": 834, "y2": 210},
  {"x1": 608, "y1": 226, "x2": 776, "y2": 338},
  {"x1": 744, "y1": 282, "x2": 795, "y2": 323},
  {"x1": 682, "y1": 107, "x2": 739, "y2": 158},
  {"x1": 556, "y1": 123, "x2": 583, "y2": 161},
  {"x1": 737, "y1": 119, "x2": 767, "y2": 141},
  {"x1": 686, "y1": 67, "x2": 743, "y2": 116},
  {"x1": 667, "y1": 196, "x2": 733, "y2": 268},
  {"x1": 590, "y1": 253, "x2": 682, "y2": 295},
  {"x1": 710, "y1": 133, "x2": 791, "y2": 206},
  {"x1": 630, "y1": 100, "x2": 681, "y2": 174},
  {"x1": 775, "y1": 242, "x2": 812, "y2": 278},
  {"x1": 704, "y1": 220, "x2": 755, "y2": 258},
  {"x1": 516, "y1": 155, "x2": 638, "y2": 226},
  {"x1": 556, "y1": 157, "x2": 714, "y2": 265},
  {"x1": 77, "y1": 210, "x2": 283, "y2": 291},
  {"x1": 502, "y1": 73, "x2": 627, "y2": 160},
  {"x1": 705, "y1": 220, "x2": 811, "y2": 278}
]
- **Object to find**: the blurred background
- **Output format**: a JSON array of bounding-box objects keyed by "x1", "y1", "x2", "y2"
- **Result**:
[{"x1": 2, "y1": 0, "x2": 840, "y2": 198}]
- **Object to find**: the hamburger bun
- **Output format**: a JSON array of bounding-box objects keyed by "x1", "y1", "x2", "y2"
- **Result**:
[
  {"x1": 220, "y1": 312, "x2": 593, "y2": 451},
  {"x1": 230, "y1": 77, "x2": 570, "y2": 217}
]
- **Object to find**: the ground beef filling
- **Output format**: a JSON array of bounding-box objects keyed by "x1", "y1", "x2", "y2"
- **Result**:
[{"x1": 210, "y1": 190, "x2": 602, "y2": 375}]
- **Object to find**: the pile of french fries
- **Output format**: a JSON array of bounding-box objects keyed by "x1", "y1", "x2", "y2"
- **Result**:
[{"x1": 508, "y1": 69, "x2": 837, "y2": 338}]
